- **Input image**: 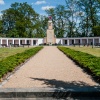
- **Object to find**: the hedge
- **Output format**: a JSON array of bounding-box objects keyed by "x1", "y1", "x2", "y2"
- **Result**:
[
  {"x1": 0, "y1": 46, "x2": 43, "y2": 79},
  {"x1": 58, "y1": 46, "x2": 100, "y2": 80}
]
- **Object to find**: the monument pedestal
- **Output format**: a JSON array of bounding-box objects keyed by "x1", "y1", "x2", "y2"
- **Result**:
[{"x1": 44, "y1": 20, "x2": 56, "y2": 45}]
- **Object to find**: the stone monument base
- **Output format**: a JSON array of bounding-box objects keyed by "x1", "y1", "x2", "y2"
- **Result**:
[{"x1": 43, "y1": 19, "x2": 56, "y2": 45}]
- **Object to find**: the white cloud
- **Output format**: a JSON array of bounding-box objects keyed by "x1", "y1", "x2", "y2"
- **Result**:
[
  {"x1": 41, "y1": 6, "x2": 55, "y2": 10},
  {"x1": 35, "y1": 0, "x2": 46, "y2": 5},
  {"x1": 0, "y1": 0, "x2": 5, "y2": 5},
  {"x1": 0, "y1": 13, "x2": 2, "y2": 19}
]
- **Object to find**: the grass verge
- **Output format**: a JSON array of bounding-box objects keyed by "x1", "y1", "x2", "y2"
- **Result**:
[
  {"x1": 0, "y1": 46, "x2": 43, "y2": 80},
  {"x1": 58, "y1": 46, "x2": 100, "y2": 82},
  {"x1": 67, "y1": 46, "x2": 100, "y2": 57},
  {"x1": 0, "y1": 47, "x2": 34, "y2": 61}
]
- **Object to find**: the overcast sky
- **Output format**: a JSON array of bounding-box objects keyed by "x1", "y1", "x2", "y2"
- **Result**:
[{"x1": 0, "y1": 0, "x2": 66, "y2": 16}]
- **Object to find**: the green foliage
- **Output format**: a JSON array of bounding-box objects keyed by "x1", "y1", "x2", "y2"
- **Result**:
[
  {"x1": 46, "y1": 5, "x2": 67, "y2": 38},
  {"x1": 0, "y1": 0, "x2": 100, "y2": 38},
  {"x1": 0, "y1": 46, "x2": 43, "y2": 79},
  {"x1": 1, "y1": 2, "x2": 48, "y2": 38},
  {"x1": 33, "y1": 16, "x2": 48, "y2": 38},
  {"x1": 0, "y1": 20, "x2": 3, "y2": 35},
  {"x1": 93, "y1": 26, "x2": 100, "y2": 36},
  {"x1": 1, "y1": 2, "x2": 39, "y2": 38},
  {"x1": 58, "y1": 46, "x2": 100, "y2": 78},
  {"x1": 46, "y1": 0, "x2": 100, "y2": 37}
]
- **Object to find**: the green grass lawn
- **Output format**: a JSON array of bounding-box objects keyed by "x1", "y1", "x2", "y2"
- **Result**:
[
  {"x1": 67, "y1": 46, "x2": 100, "y2": 57},
  {"x1": 0, "y1": 47, "x2": 34, "y2": 61}
]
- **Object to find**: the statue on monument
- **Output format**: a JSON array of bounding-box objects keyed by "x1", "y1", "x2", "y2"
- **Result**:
[{"x1": 48, "y1": 16, "x2": 52, "y2": 20}]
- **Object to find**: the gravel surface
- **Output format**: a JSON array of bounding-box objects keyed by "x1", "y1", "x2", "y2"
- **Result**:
[{"x1": 0, "y1": 46, "x2": 99, "y2": 88}]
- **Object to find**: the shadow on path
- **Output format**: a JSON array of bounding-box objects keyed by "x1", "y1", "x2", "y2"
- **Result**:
[
  {"x1": 30, "y1": 77, "x2": 93, "y2": 88},
  {"x1": 30, "y1": 77, "x2": 100, "y2": 99}
]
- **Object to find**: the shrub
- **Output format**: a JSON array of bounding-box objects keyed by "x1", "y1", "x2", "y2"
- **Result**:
[
  {"x1": 58, "y1": 46, "x2": 100, "y2": 79},
  {"x1": 0, "y1": 46, "x2": 43, "y2": 79}
]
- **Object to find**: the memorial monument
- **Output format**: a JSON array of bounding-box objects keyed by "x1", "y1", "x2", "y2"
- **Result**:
[{"x1": 44, "y1": 16, "x2": 56, "y2": 45}]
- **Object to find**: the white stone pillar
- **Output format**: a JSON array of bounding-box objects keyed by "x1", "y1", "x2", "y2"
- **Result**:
[
  {"x1": 31, "y1": 39, "x2": 33, "y2": 46},
  {"x1": 87, "y1": 38, "x2": 88, "y2": 44},
  {"x1": 74, "y1": 39, "x2": 75, "y2": 44},
  {"x1": 19, "y1": 39, "x2": 20, "y2": 46},
  {"x1": 12, "y1": 39, "x2": 14, "y2": 44},
  {"x1": 99, "y1": 38, "x2": 100, "y2": 43},
  {"x1": 36, "y1": 40, "x2": 38, "y2": 45},
  {"x1": 25, "y1": 39, "x2": 27, "y2": 44},
  {"x1": 61, "y1": 39, "x2": 63, "y2": 45},
  {"x1": 80, "y1": 39, "x2": 82, "y2": 45},
  {"x1": 6, "y1": 39, "x2": 8, "y2": 46},
  {"x1": 62, "y1": 39, "x2": 63, "y2": 45},
  {"x1": 67, "y1": 39, "x2": 69, "y2": 46},
  {"x1": 93, "y1": 38, "x2": 94, "y2": 46},
  {"x1": 0, "y1": 39, "x2": 2, "y2": 44}
]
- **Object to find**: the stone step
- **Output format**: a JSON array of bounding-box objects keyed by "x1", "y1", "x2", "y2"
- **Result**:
[
  {"x1": 0, "y1": 97, "x2": 100, "y2": 99},
  {"x1": 0, "y1": 98, "x2": 58, "y2": 100},
  {"x1": 0, "y1": 87, "x2": 100, "y2": 99}
]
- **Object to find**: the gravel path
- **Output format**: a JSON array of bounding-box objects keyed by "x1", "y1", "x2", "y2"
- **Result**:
[{"x1": 0, "y1": 46, "x2": 99, "y2": 88}]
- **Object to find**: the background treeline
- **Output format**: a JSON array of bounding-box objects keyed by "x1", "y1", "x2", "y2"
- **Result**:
[{"x1": 0, "y1": 0, "x2": 100, "y2": 38}]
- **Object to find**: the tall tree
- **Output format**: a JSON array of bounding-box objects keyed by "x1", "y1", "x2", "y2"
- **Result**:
[
  {"x1": 33, "y1": 15, "x2": 48, "y2": 38},
  {"x1": 0, "y1": 19, "x2": 3, "y2": 37},
  {"x1": 2, "y1": 2, "x2": 38, "y2": 37},
  {"x1": 46, "y1": 5, "x2": 67, "y2": 38},
  {"x1": 77, "y1": 0, "x2": 100, "y2": 36},
  {"x1": 65, "y1": 0, "x2": 77, "y2": 37},
  {"x1": 55, "y1": 5, "x2": 67, "y2": 37}
]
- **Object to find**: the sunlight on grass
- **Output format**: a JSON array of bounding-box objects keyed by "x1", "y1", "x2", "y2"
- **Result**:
[
  {"x1": 67, "y1": 46, "x2": 100, "y2": 57},
  {"x1": 0, "y1": 47, "x2": 34, "y2": 61}
]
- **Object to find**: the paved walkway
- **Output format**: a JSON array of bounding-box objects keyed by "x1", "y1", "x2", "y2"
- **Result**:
[{"x1": 0, "y1": 46, "x2": 99, "y2": 88}]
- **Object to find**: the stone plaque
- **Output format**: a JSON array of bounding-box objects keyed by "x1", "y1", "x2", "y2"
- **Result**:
[{"x1": 47, "y1": 31, "x2": 53, "y2": 43}]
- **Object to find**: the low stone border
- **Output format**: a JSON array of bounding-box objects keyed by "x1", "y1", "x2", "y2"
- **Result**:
[{"x1": 0, "y1": 87, "x2": 100, "y2": 99}]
